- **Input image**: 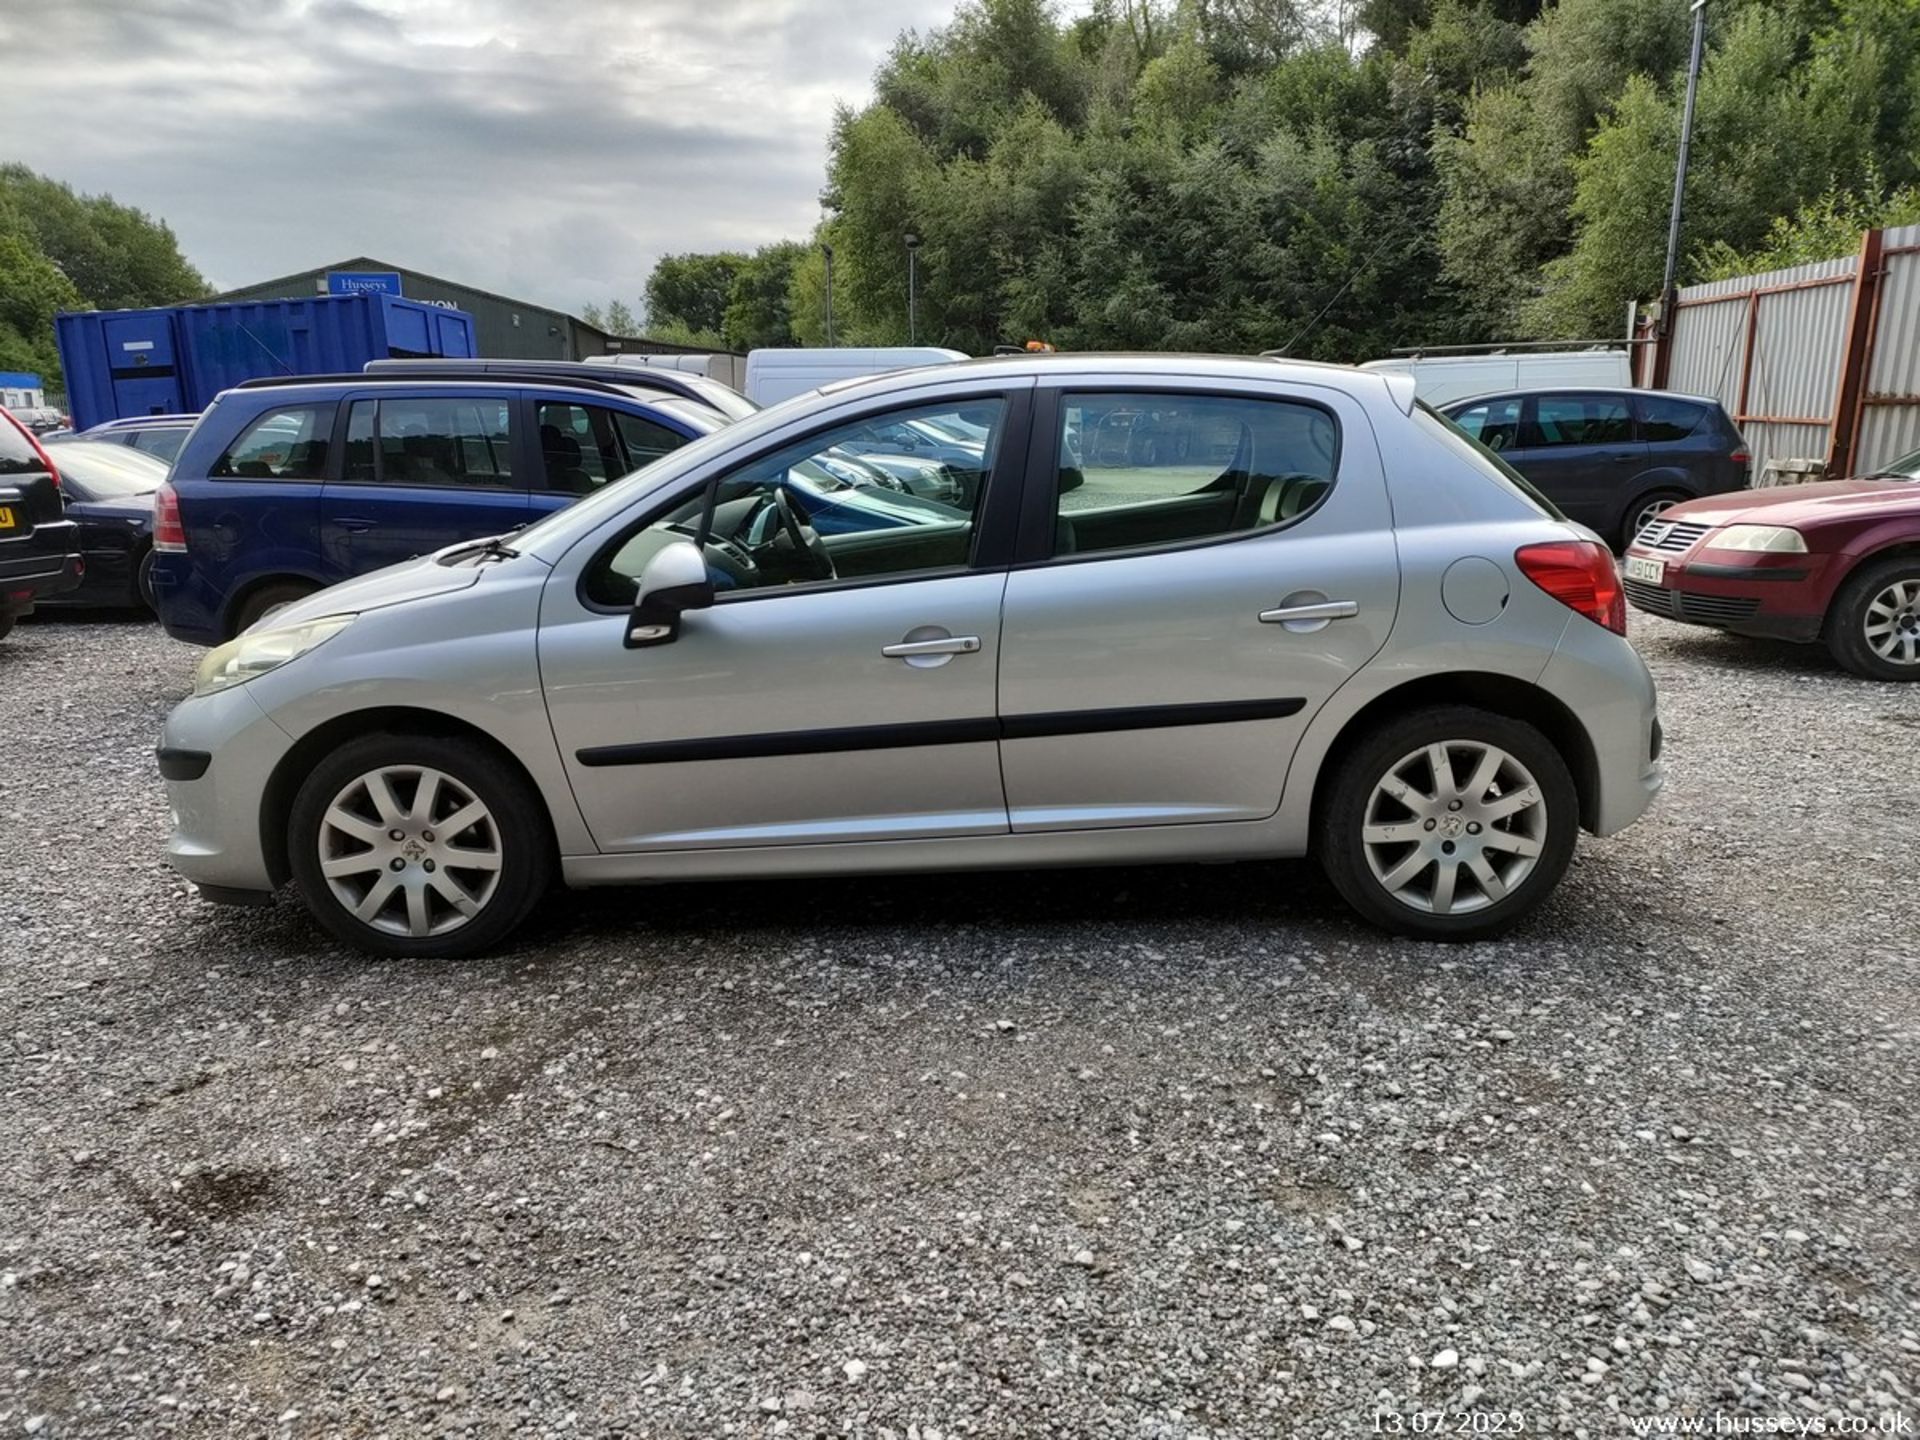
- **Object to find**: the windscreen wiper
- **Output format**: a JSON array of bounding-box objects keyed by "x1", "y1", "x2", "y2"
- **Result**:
[{"x1": 438, "y1": 531, "x2": 522, "y2": 564}]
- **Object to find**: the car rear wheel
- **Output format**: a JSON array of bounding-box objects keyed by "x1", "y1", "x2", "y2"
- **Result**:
[
  {"x1": 1620, "y1": 490, "x2": 1688, "y2": 550},
  {"x1": 288, "y1": 734, "x2": 553, "y2": 958},
  {"x1": 0, "y1": 611, "x2": 13, "y2": 642},
  {"x1": 1319, "y1": 706, "x2": 1578, "y2": 940},
  {"x1": 230, "y1": 581, "x2": 317, "y2": 636},
  {"x1": 1825, "y1": 556, "x2": 1920, "y2": 681}
]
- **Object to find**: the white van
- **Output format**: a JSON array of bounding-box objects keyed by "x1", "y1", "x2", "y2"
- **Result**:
[
  {"x1": 745, "y1": 347, "x2": 969, "y2": 407},
  {"x1": 588, "y1": 351, "x2": 748, "y2": 393},
  {"x1": 1360, "y1": 350, "x2": 1631, "y2": 407}
]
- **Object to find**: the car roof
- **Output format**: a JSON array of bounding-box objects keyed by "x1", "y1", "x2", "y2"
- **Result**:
[{"x1": 809, "y1": 352, "x2": 1418, "y2": 412}]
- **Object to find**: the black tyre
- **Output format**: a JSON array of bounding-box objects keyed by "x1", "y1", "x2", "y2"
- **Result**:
[
  {"x1": 1318, "y1": 706, "x2": 1579, "y2": 941},
  {"x1": 229, "y1": 581, "x2": 317, "y2": 637},
  {"x1": 1824, "y1": 555, "x2": 1920, "y2": 681},
  {"x1": 135, "y1": 547, "x2": 156, "y2": 611},
  {"x1": 288, "y1": 733, "x2": 554, "y2": 959},
  {"x1": 0, "y1": 610, "x2": 14, "y2": 642},
  {"x1": 1618, "y1": 489, "x2": 1689, "y2": 550}
]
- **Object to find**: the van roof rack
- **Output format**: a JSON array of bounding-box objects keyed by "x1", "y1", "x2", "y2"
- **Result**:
[{"x1": 1384, "y1": 340, "x2": 1644, "y2": 356}]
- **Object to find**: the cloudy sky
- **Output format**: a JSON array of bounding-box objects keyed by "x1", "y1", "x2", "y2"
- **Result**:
[{"x1": 0, "y1": 0, "x2": 1036, "y2": 316}]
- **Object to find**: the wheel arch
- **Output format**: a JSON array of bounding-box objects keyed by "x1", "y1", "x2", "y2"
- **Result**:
[
  {"x1": 260, "y1": 707, "x2": 557, "y2": 888},
  {"x1": 219, "y1": 572, "x2": 327, "y2": 640},
  {"x1": 1308, "y1": 672, "x2": 1602, "y2": 837}
]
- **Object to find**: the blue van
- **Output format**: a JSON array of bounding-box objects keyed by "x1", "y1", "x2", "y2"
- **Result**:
[{"x1": 151, "y1": 375, "x2": 729, "y2": 644}]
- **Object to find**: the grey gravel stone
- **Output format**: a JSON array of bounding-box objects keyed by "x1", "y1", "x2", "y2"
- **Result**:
[{"x1": 0, "y1": 613, "x2": 1915, "y2": 1437}]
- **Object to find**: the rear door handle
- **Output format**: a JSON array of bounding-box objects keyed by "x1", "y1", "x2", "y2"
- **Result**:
[
  {"x1": 333, "y1": 516, "x2": 375, "y2": 533},
  {"x1": 881, "y1": 635, "x2": 981, "y2": 658},
  {"x1": 1259, "y1": 600, "x2": 1357, "y2": 625}
]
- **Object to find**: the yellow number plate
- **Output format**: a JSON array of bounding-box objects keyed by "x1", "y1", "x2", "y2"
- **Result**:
[{"x1": 0, "y1": 506, "x2": 16, "y2": 531}]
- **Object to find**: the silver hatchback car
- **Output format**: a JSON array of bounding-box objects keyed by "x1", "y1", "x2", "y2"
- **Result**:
[{"x1": 158, "y1": 355, "x2": 1662, "y2": 957}]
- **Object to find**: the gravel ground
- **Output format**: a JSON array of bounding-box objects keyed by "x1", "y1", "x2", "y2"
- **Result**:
[{"x1": 0, "y1": 610, "x2": 1914, "y2": 1439}]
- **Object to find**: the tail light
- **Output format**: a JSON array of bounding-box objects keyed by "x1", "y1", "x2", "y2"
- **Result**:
[
  {"x1": 1515, "y1": 540, "x2": 1625, "y2": 635},
  {"x1": 153, "y1": 482, "x2": 187, "y2": 552},
  {"x1": 1730, "y1": 448, "x2": 1750, "y2": 466}
]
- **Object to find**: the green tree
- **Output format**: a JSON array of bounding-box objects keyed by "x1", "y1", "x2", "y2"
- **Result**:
[
  {"x1": 1697, "y1": 181, "x2": 1920, "y2": 280},
  {"x1": 0, "y1": 229, "x2": 80, "y2": 379},
  {"x1": 0, "y1": 164, "x2": 209, "y2": 310},
  {"x1": 722, "y1": 241, "x2": 807, "y2": 349},
  {"x1": 644, "y1": 252, "x2": 746, "y2": 336}
]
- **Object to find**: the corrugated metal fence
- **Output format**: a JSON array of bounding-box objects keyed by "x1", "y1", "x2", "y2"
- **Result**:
[{"x1": 1640, "y1": 224, "x2": 1920, "y2": 479}]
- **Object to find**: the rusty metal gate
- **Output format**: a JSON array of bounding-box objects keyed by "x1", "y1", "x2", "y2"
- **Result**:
[{"x1": 1640, "y1": 223, "x2": 1920, "y2": 479}]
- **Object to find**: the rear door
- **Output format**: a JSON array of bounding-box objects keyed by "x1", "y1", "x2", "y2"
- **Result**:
[
  {"x1": 1509, "y1": 392, "x2": 1644, "y2": 530},
  {"x1": 323, "y1": 392, "x2": 529, "y2": 576},
  {"x1": 0, "y1": 411, "x2": 74, "y2": 591},
  {"x1": 995, "y1": 380, "x2": 1398, "y2": 832}
]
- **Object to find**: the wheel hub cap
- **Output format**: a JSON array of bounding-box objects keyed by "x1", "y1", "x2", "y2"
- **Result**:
[
  {"x1": 318, "y1": 766, "x2": 503, "y2": 938},
  {"x1": 1362, "y1": 741, "x2": 1549, "y2": 916},
  {"x1": 1864, "y1": 579, "x2": 1920, "y2": 665}
]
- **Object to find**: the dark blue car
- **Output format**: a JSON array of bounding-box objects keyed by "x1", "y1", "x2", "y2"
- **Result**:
[{"x1": 151, "y1": 377, "x2": 732, "y2": 644}]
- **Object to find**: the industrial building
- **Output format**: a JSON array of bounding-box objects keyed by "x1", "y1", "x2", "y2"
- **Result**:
[{"x1": 211, "y1": 257, "x2": 733, "y2": 366}]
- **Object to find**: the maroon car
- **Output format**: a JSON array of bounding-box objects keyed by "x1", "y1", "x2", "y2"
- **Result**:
[{"x1": 1621, "y1": 447, "x2": 1920, "y2": 680}]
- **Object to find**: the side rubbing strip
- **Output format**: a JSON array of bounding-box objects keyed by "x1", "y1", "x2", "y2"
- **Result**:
[{"x1": 575, "y1": 697, "x2": 1305, "y2": 768}]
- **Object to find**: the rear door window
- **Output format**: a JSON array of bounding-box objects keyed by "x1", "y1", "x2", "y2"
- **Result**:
[
  {"x1": 1526, "y1": 395, "x2": 1632, "y2": 448},
  {"x1": 1051, "y1": 392, "x2": 1338, "y2": 557},
  {"x1": 537, "y1": 402, "x2": 622, "y2": 494},
  {"x1": 212, "y1": 405, "x2": 335, "y2": 479},
  {"x1": 337, "y1": 397, "x2": 516, "y2": 489}
]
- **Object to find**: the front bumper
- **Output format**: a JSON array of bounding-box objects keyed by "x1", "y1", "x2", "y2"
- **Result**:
[
  {"x1": 159, "y1": 683, "x2": 294, "y2": 895},
  {"x1": 1621, "y1": 546, "x2": 1829, "y2": 642}
]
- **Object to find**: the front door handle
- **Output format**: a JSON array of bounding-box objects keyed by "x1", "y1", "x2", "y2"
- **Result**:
[
  {"x1": 1259, "y1": 600, "x2": 1357, "y2": 625},
  {"x1": 881, "y1": 635, "x2": 981, "y2": 658}
]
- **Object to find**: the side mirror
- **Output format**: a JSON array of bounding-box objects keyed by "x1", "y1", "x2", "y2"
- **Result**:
[{"x1": 625, "y1": 540, "x2": 714, "y2": 648}]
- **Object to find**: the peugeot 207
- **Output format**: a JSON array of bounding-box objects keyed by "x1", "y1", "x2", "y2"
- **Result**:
[{"x1": 155, "y1": 355, "x2": 1663, "y2": 958}]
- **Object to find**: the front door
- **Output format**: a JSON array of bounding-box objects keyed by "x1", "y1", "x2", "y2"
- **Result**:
[
  {"x1": 997, "y1": 382, "x2": 1399, "y2": 831},
  {"x1": 538, "y1": 389, "x2": 1025, "y2": 851},
  {"x1": 321, "y1": 392, "x2": 529, "y2": 579}
]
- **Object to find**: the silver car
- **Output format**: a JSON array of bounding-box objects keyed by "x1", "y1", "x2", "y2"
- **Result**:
[{"x1": 157, "y1": 355, "x2": 1663, "y2": 958}]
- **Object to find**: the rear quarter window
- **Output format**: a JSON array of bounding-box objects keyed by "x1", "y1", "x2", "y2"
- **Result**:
[
  {"x1": 1637, "y1": 395, "x2": 1707, "y2": 443},
  {"x1": 1415, "y1": 403, "x2": 1566, "y2": 521}
]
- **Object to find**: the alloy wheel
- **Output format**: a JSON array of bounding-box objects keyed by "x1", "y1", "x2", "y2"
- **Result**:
[
  {"x1": 1362, "y1": 741, "x2": 1548, "y2": 916},
  {"x1": 1632, "y1": 497, "x2": 1677, "y2": 539},
  {"x1": 1863, "y1": 578, "x2": 1920, "y2": 667},
  {"x1": 317, "y1": 766, "x2": 503, "y2": 938}
]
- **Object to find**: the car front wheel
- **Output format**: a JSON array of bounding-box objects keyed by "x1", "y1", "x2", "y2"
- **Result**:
[
  {"x1": 1825, "y1": 556, "x2": 1920, "y2": 681},
  {"x1": 1319, "y1": 707, "x2": 1578, "y2": 940},
  {"x1": 287, "y1": 734, "x2": 553, "y2": 958}
]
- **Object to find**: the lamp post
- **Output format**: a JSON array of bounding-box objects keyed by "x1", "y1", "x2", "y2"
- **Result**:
[
  {"x1": 1660, "y1": 0, "x2": 1709, "y2": 333},
  {"x1": 904, "y1": 232, "x2": 921, "y2": 345},
  {"x1": 821, "y1": 242, "x2": 836, "y2": 347}
]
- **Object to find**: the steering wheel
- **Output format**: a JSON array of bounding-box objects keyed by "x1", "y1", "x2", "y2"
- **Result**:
[{"x1": 772, "y1": 486, "x2": 835, "y2": 581}]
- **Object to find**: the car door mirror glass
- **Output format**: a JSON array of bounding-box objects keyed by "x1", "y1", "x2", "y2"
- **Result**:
[{"x1": 626, "y1": 539, "x2": 714, "y2": 648}]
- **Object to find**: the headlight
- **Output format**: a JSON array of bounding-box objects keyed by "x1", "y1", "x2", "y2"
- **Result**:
[
  {"x1": 193, "y1": 615, "x2": 355, "y2": 696},
  {"x1": 1712, "y1": 524, "x2": 1808, "y2": 553}
]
